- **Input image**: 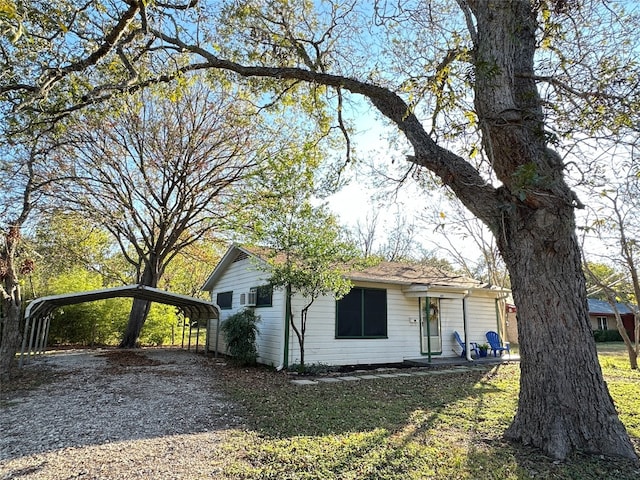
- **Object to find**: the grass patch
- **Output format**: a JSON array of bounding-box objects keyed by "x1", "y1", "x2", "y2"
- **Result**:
[
  {"x1": 597, "y1": 343, "x2": 640, "y2": 441},
  {"x1": 212, "y1": 348, "x2": 640, "y2": 479}
]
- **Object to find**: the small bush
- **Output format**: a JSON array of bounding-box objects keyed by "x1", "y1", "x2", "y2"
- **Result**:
[
  {"x1": 221, "y1": 309, "x2": 260, "y2": 366},
  {"x1": 593, "y1": 329, "x2": 623, "y2": 342}
]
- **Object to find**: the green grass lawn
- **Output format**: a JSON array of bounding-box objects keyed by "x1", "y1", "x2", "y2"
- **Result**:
[{"x1": 211, "y1": 342, "x2": 640, "y2": 479}]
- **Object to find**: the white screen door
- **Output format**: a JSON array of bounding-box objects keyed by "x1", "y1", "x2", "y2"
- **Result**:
[{"x1": 421, "y1": 297, "x2": 442, "y2": 354}]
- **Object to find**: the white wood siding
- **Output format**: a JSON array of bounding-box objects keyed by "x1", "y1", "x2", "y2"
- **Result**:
[
  {"x1": 207, "y1": 257, "x2": 285, "y2": 367},
  {"x1": 286, "y1": 281, "x2": 423, "y2": 366},
  {"x1": 439, "y1": 293, "x2": 501, "y2": 357},
  {"x1": 466, "y1": 294, "x2": 501, "y2": 344}
]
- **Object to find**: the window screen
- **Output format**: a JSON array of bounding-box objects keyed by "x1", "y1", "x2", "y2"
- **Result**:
[
  {"x1": 336, "y1": 287, "x2": 387, "y2": 338},
  {"x1": 255, "y1": 285, "x2": 273, "y2": 307},
  {"x1": 216, "y1": 291, "x2": 233, "y2": 310}
]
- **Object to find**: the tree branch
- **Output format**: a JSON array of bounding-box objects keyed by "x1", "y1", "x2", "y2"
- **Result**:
[
  {"x1": 14, "y1": 1, "x2": 141, "y2": 112},
  {"x1": 150, "y1": 29, "x2": 502, "y2": 225}
]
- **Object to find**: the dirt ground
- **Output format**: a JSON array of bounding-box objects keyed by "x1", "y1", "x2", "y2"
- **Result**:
[{"x1": 0, "y1": 348, "x2": 243, "y2": 479}]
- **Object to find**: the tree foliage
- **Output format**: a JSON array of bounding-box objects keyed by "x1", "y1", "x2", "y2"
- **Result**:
[
  {"x1": 584, "y1": 262, "x2": 629, "y2": 302},
  {"x1": 248, "y1": 154, "x2": 359, "y2": 368},
  {"x1": 139, "y1": 303, "x2": 179, "y2": 347},
  {"x1": 32, "y1": 211, "x2": 131, "y2": 287},
  {"x1": 54, "y1": 80, "x2": 266, "y2": 347}
]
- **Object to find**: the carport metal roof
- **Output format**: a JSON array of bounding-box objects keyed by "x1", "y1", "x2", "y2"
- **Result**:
[{"x1": 25, "y1": 284, "x2": 219, "y2": 322}]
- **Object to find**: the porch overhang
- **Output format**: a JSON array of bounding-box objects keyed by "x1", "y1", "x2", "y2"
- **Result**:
[{"x1": 401, "y1": 285, "x2": 509, "y2": 298}]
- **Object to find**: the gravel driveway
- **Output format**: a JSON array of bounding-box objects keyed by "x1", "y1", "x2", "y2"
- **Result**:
[{"x1": 0, "y1": 349, "x2": 243, "y2": 479}]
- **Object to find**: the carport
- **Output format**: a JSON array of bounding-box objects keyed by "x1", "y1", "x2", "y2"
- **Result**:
[{"x1": 19, "y1": 284, "x2": 219, "y2": 366}]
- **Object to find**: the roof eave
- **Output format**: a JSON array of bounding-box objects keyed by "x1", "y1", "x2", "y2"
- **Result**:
[{"x1": 201, "y1": 244, "x2": 269, "y2": 292}]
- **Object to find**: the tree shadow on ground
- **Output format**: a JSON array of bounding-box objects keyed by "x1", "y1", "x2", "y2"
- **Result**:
[{"x1": 217, "y1": 363, "x2": 640, "y2": 479}]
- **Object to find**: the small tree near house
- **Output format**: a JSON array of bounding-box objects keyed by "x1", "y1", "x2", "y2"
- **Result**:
[
  {"x1": 582, "y1": 181, "x2": 640, "y2": 369},
  {"x1": 266, "y1": 203, "x2": 357, "y2": 369},
  {"x1": 247, "y1": 155, "x2": 360, "y2": 369},
  {"x1": 585, "y1": 272, "x2": 639, "y2": 370}
]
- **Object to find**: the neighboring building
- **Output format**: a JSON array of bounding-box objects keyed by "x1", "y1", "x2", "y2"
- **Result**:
[
  {"x1": 504, "y1": 302, "x2": 518, "y2": 345},
  {"x1": 201, "y1": 245, "x2": 511, "y2": 368},
  {"x1": 588, "y1": 298, "x2": 636, "y2": 337}
]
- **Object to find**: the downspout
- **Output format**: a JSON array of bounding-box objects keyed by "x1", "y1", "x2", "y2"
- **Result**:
[
  {"x1": 214, "y1": 317, "x2": 220, "y2": 359},
  {"x1": 425, "y1": 297, "x2": 432, "y2": 363},
  {"x1": 462, "y1": 291, "x2": 472, "y2": 362},
  {"x1": 211, "y1": 293, "x2": 220, "y2": 360}
]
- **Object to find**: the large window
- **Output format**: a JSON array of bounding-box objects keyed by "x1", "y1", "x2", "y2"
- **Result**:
[
  {"x1": 336, "y1": 287, "x2": 387, "y2": 338},
  {"x1": 216, "y1": 291, "x2": 233, "y2": 310},
  {"x1": 251, "y1": 285, "x2": 273, "y2": 308}
]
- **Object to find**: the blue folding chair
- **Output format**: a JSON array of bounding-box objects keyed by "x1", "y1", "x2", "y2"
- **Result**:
[
  {"x1": 454, "y1": 331, "x2": 479, "y2": 358},
  {"x1": 485, "y1": 330, "x2": 511, "y2": 357}
]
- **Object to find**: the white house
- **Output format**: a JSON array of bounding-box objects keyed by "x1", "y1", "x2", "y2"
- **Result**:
[{"x1": 202, "y1": 245, "x2": 510, "y2": 367}]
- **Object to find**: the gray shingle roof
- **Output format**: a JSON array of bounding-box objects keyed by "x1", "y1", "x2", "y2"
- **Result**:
[
  {"x1": 588, "y1": 298, "x2": 635, "y2": 315},
  {"x1": 346, "y1": 261, "x2": 488, "y2": 289}
]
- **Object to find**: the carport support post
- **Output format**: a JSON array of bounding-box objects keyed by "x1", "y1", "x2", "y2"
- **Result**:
[
  {"x1": 18, "y1": 314, "x2": 32, "y2": 367},
  {"x1": 35, "y1": 316, "x2": 45, "y2": 355},
  {"x1": 26, "y1": 315, "x2": 39, "y2": 362},
  {"x1": 41, "y1": 316, "x2": 51, "y2": 355}
]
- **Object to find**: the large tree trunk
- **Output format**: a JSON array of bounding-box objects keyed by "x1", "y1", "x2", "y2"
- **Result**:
[
  {"x1": 119, "y1": 260, "x2": 159, "y2": 348},
  {"x1": 498, "y1": 201, "x2": 636, "y2": 458},
  {"x1": 119, "y1": 297, "x2": 153, "y2": 348},
  {"x1": 0, "y1": 297, "x2": 22, "y2": 382},
  {"x1": 0, "y1": 227, "x2": 24, "y2": 382},
  {"x1": 468, "y1": 1, "x2": 636, "y2": 459}
]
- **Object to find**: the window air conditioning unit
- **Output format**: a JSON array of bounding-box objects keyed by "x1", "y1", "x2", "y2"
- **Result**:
[{"x1": 246, "y1": 289, "x2": 257, "y2": 306}]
